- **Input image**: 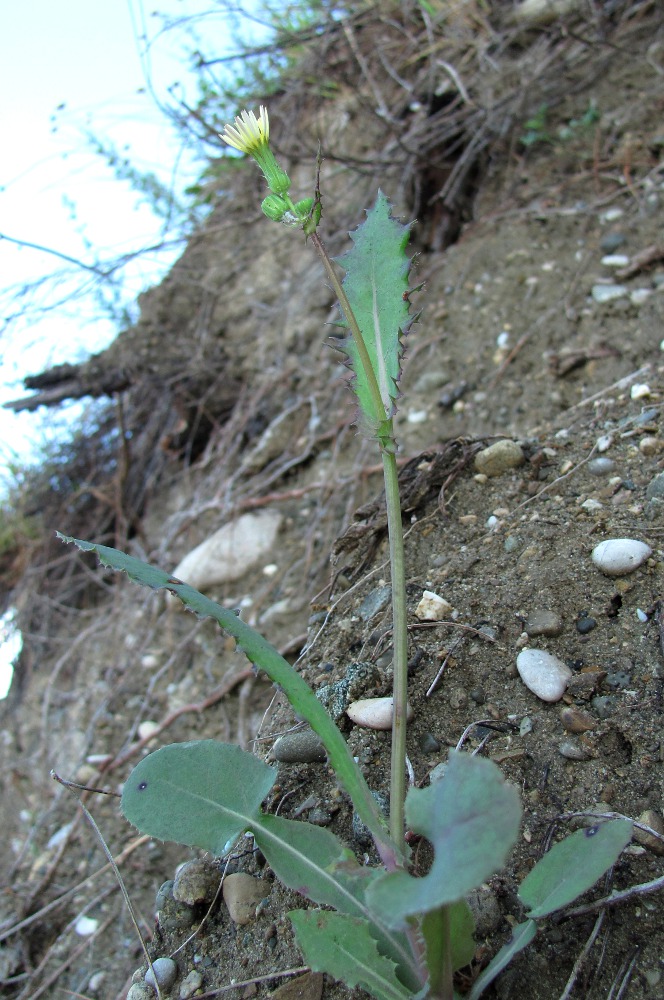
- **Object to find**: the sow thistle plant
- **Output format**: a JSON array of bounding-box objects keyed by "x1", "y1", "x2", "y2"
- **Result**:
[{"x1": 61, "y1": 106, "x2": 633, "y2": 1000}]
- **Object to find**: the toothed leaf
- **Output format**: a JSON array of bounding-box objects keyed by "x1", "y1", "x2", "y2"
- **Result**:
[{"x1": 334, "y1": 190, "x2": 413, "y2": 437}]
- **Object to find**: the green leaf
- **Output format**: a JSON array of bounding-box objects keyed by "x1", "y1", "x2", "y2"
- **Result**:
[
  {"x1": 254, "y1": 815, "x2": 420, "y2": 988},
  {"x1": 289, "y1": 910, "x2": 412, "y2": 1000},
  {"x1": 422, "y1": 899, "x2": 476, "y2": 994},
  {"x1": 468, "y1": 920, "x2": 537, "y2": 1000},
  {"x1": 519, "y1": 819, "x2": 633, "y2": 918},
  {"x1": 365, "y1": 753, "x2": 521, "y2": 927},
  {"x1": 121, "y1": 740, "x2": 275, "y2": 854},
  {"x1": 59, "y1": 534, "x2": 398, "y2": 865},
  {"x1": 334, "y1": 191, "x2": 413, "y2": 435}
]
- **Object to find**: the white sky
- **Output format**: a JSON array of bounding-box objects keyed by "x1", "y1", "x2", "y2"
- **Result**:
[
  {"x1": 0, "y1": 0, "x2": 271, "y2": 695},
  {"x1": 0, "y1": 0, "x2": 247, "y2": 482}
]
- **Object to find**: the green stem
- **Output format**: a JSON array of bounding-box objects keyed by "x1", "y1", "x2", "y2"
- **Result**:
[
  {"x1": 381, "y1": 447, "x2": 408, "y2": 845},
  {"x1": 308, "y1": 232, "x2": 409, "y2": 847}
]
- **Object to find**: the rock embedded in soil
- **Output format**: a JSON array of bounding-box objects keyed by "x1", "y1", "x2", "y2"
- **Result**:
[
  {"x1": 516, "y1": 649, "x2": 572, "y2": 702},
  {"x1": 414, "y1": 589, "x2": 452, "y2": 621},
  {"x1": 180, "y1": 970, "x2": 203, "y2": 998},
  {"x1": 145, "y1": 957, "x2": 177, "y2": 991},
  {"x1": 591, "y1": 538, "x2": 652, "y2": 576},
  {"x1": 171, "y1": 511, "x2": 283, "y2": 590},
  {"x1": 346, "y1": 696, "x2": 413, "y2": 730},
  {"x1": 473, "y1": 439, "x2": 525, "y2": 477},
  {"x1": 634, "y1": 810, "x2": 664, "y2": 856},
  {"x1": 560, "y1": 706, "x2": 595, "y2": 733},
  {"x1": 222, "y1": 873, "x2": 266, "y2": 925},
  {"x1": 269, "y1": 972, "x2": 324, "y2": 1000},
  {"x1": 127, "y1": 985, "x2": 156, "y2": 1000},
  {"x1": 272, "y1": 729, "x2": 327, "y2": 763},
  {"x1": 525, "y1": 610, "x2": 563, "y2": 637},
  {"x1": 173, "y1": 859, "x2": 220, "y2": 906}
]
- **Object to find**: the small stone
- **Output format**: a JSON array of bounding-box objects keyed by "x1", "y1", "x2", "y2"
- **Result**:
[
  {"x1": 272, "y1": 729, "x2": 327, "y2": 764},
  {"x1": 269, "y1": 973, "x2": 324, "y2": 1000},
  {"x1": 449, "y1": 687, "x2": 468, "y2": 710},
  {"x1": 222, "y1": 874, "x2": 266, "y2": 925},
  {"x1": 591, "y1": 284, "x2": 627, "y2": 303},
  {"x1": 576, "y1": 614, "x2": 597, "y2": 635},
  {"x1": 601, "y1": 254, "x2": 629, "y2": 268},
  {"x1": 639, "y1": 436, "x2": 664, "y2": 456},
  {"x1": 600, "y1": 232, "x2": 626, "y2": 252},
  {"x1": 592, "y1": 538, "x2": 652, "y2": 576},
  {"x1": 646, "y1": 472, "x2": 664, "y2": 500},
  {"x1": 591, "y1": 695, "x2": 617, "y2": 719},
  {"x1": 558, "y1": 739, "x2": 591, "y2": 761},
  {"x1": 180, "y1": 970, "x2": 204, "y2": 999},
  {"x1": 516, "y1": 649, "x2": 572, "y2": 702},
  {"x1": 173, "y1": 860, "x2": 220, "y2": 906},
  {"x1": 560, "y1": 706, "x2": 595, "y2": 733},
  {"x1": 630, "y1": 383, "x2": 651, "y2": 400},
  {"x1": 74, "y1": 915, "x2": 98, "y2": 936},
  {"x1": 525, "y1": 610, "x2": 563, "y2": 638},
  {"x1": 470, "y1": 687, "x2": 486, "y2": 705},
  {"x1": 137, "y1": 720, "x2": 160, "y2": 741},
  {"x1": 474, "y1": 440, "x2": 525, "y2": 477},
  {"x1": 145, "y1": 957, "x2": 177, "y2": 992},
  {"x1": 352, "y1": 791, "x2": 389, "y2": 847},
  {"x1": 588, "y1": 457, "x2": 615, "y2": 476},
  {"x1": 308, "y1": 808, "x2": 332, "y2": 826},
  {"x1": 127, "y1": 985, "x2": 155, "y2": 1000},
  {"x1": 358, "y1": 586, "x2": 392, "y2": 621},
  {"x1": 634, "y1": 810, "x2": 664, "y2": 856},
  {"x1": 419, "y1": 732, "x2": 441, "y2": 753},
  {"x1": 466, "y1": 887, "x2": 502, "y2": 937},
  {"x1": 415, "y1": 590, "x2": 452, "y2": 622},
  {"x1": 346, "y1": 697, "x2": 414, "y2": 730}
]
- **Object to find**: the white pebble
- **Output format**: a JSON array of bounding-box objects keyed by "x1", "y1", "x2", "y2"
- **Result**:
[
  {"x1": 591, "y1": 284, "x2": 627, "y2": 303},
  {"x1": 600, "y1": 254, "x2": 629, "y2": 267},
  {"x1": 516, "y1": 649, "x2": 572, "y2": 703},
  {"x1": 592, "y1": 539, "x2": 652, "y2": 576},
  {"x1": 346, "y1": 697, "x2": 413, "y2": 730},
  {"x1": 630, "y1": 383, "x2": 651, "y2": 400},
  {"x1": 138, "y1": 721, "x2": 160, "y2": 741},
  {"x1": 415, "y1": 590, "x2": 452, "y2": 622},
  {"x1": 596, "y1": 434, "x2": 613, "y2": 452},
  {"x1": 74, "y1": 916, "x2": 99, "y2": 937}
]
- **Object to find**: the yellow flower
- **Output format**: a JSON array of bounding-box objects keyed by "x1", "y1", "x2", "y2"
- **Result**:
[
  {"x1": 220, "y1": 106, "x2": 270, "y2": 155},
  {"x1": 220, "y1": 106, "x2": 290, "y2": 197}
]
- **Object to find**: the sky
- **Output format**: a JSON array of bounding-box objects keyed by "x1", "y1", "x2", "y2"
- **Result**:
[{"x1": 0, "y1": 0, "x2": 271, "y2": 696}]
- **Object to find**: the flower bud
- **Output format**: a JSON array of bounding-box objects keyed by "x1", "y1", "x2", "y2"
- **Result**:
[{"x1": 261, "y1": 194, "x2": 289, "y2": 222}]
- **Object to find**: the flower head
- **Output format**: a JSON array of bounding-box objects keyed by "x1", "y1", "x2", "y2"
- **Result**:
[
  {"x1": 220, "y1": 106, "x2": 290, "y2": 197},
  {"x1": 221, "y1": 106, "x2": 270, "y2": 155}
]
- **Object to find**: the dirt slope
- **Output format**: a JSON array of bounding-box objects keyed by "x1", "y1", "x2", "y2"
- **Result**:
[{"x1": 1, "y1": 3, "x2": 663, "y2": 999}]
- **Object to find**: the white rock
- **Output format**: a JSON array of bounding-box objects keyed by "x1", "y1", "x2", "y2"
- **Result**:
[
  {"x1": 415, "y1": 590, "x2": 452, "y2": 621},
  {"x1": 170, "y1": 511, "x2": 282, "y2": 591},
  {"x1": 346, "y1": 697, "x2": 414, "y2": 730},
  {"x1": 630, "y1": 383, "x2": 651, "y2": 400},
  {"x1": 516, "y1": 649, "x2": 572, "y2": 703},
  {"x1": 601, "y1": 254, "x2": 629, "y2": 268},
  {"x1": 137, "y1": 720, "x2": 159, "y2": 741},
  {"x1": 591, "y1": 284, "x2": 627, "y2": 303},
  {"x1": 474, "y1": 440, "x2": 525, "y2": 477},
  {"x1": 592, "y1": 538, "x2": 652, "y2": 577},
  {"x1": 74, "y1": 915, "x2": 99, "y2": 936}
]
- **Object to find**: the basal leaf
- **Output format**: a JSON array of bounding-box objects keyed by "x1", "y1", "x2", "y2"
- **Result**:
[
  {"x1": 59, "y1": 534, "x2": 398, "y2": 864},
  {"x1": 289, "y1": 910, "x2": 412, "y2": 1000},
  {"x1": 468, "y1": 920, "x2": 537, "y2": 1000},
  {"x1": 365, "y1": 753, "x2": 521, "y2": 927},
  {"x1": 121, "y1": 740, "x2": 275, "y2": 854},
  {"x1": 334, "y1": 190, "x2": 413, "y2": 435},
  {"x1": 519, "y1": 819, "x2": 633, "y2": 918},
  {"x1": 255, "y1": 814, "x2": 420, "y2": 989}
]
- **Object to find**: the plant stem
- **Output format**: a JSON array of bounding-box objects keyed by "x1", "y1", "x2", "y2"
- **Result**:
[{"x1": 309, "y1": 231, "x2": 409, "y2": 847}]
